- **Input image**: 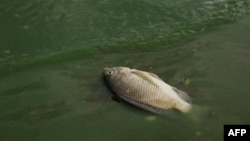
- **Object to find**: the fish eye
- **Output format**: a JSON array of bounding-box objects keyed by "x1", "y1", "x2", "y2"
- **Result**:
[{"x1": 108, "y1": 70, "x2": 114, "y2": 75}]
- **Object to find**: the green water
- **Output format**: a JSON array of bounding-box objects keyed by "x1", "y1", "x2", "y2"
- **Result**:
[{"x1": 0, "y1": 0, "x2": 250, "y2": 141}]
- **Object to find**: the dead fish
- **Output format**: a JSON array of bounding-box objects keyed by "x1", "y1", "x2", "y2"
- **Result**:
[{"x1": 102, "y1": 67, "x2": 192, "y2": 114}]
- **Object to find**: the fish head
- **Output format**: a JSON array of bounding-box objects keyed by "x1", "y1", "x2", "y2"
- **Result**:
[
  {"x1": 102, "y1": 67, "x2": 130, "y2": 85},
  {"x1": 102, "y1": 67, "x2": 117, "y2": 79}
]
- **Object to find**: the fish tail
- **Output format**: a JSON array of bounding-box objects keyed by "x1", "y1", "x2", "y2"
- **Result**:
[
  {"x1": 176, "y1": 102, "x2": 192, "y2": 113},
  {"x1": 179, "y1": 104, "x2": 192, "y2": 113}
]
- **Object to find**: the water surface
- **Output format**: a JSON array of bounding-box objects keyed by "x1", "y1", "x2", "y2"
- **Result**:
[{"x1": 0, "y1": 0, "x2": 250, "y2": 141}]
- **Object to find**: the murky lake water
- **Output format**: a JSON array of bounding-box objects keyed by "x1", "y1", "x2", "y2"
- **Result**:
[{"x1": 0, "y1": 0, "x2": 250, "y2": 141}]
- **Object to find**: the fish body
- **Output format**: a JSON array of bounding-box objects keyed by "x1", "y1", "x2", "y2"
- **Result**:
[{"x1": 102, "y1": 67, "x2": 192, "y2": 114}]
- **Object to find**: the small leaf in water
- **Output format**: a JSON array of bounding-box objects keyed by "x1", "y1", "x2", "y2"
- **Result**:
[
  {"x1": 145, "y1": 115, "x2": 156, "y2": 121},
  {"x1": 183, "y1": 78, "x2": 190, "y2": 86},
  {"x1": 196, "y1": 131, "x2": 202, "y2": 136}
]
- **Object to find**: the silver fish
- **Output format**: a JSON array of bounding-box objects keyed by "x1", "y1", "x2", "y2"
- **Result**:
[{"x1": 102, "y1": 67, "x2": 192, "y2": 114}]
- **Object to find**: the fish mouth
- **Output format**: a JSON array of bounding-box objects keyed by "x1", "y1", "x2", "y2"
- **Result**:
[{"x1": 102, "y1": 67, "x2": 110, "y2": 77}]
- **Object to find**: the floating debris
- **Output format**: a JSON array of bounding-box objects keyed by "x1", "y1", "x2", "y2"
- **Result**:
[
  {"x1": 145, "y1": 115, "x2": 156, "y2": 121},
  {"x1": 4, "y1": 50, "x2": 10, "y2": 54},
  {"x1": 23, "y1": 25, "x2": 29, "y2": 29},
  {"x1": 183, "y1": 78, "x2": 191, "y2": 86}
]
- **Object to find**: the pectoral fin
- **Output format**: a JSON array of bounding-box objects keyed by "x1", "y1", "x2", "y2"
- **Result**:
[
  {"x1": 117, "y1": 94, "x2": 165, "y2": 114},
  {"x1": 111, "y1": 96, "x2": 121, "y2": 103}
]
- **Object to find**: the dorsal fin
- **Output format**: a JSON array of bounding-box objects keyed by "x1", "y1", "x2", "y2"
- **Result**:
[
  {"x1": 171, "y1": 86, "x2": 192, "y2": 103},
  {"x1": 131, "y1": 70, "x2": 159, "y2": 88},
  {"x1": 145, "y1": 72, "x2": 162, "y2": 80}
]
